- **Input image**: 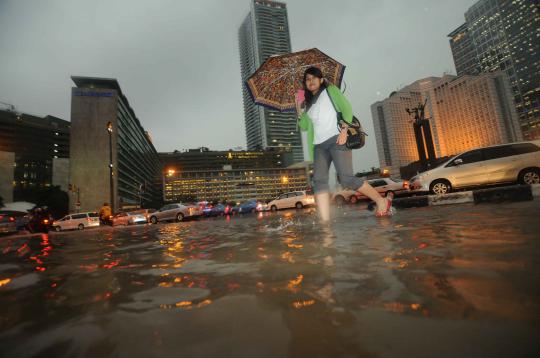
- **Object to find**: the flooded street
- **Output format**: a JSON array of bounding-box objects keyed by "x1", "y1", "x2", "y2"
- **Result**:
[{"x1": 1, "y1": 201, "x2": 540, "y2": 357}]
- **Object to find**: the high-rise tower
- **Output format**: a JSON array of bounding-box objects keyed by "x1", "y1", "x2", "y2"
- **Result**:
[{"x1": 238, "y1": 0, "x2": 303, "y2": 162}]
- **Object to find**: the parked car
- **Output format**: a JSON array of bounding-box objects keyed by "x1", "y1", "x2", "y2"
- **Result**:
[
  {"x1": 0, "y1": 210, "x2": 29, "y2": 230},
  {"x1": 333, "y1": 178, "x2": 409, "y2": 205},
  {"x1": 234, "y1": 199, "x2": 264, "y2": 214},
  {"x1": 52, "y1": 212, "x2": 100, "y2": 231},
  {"x1": 267, "y1": 191, "x2": 315, "y2": 211},
  {"x1": 410, "y1": 141, "x2": 540, "y2": 195},
  {"x1": 111, "y1": 212, "x2": 148, "y2": 226},
  {"x1": 0, "y1": 214, "x2": 18, "y2": 235},
  {"x1": 128, "y1": 208, "x2": 156, "y2": 221},
  {"x1": 202, "y1": 203, "x2": 226, "y2": 217},
  {"x1": 149, "y1": 203, "x2": 202, "y2": 224},
  {"x1": 223, "y1": 203, "x2": 235, "y2": 215}
]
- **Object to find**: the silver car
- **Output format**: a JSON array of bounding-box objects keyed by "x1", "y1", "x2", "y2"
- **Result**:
[
  {"x1": 333, "y1": 178, "x2": 409, "y2": 204},
  {"x1": 410, "y1": 140, "x2": 540, "y2": 195},
  {"x1": 112, "y1": 212, "x2": 148, "y2": 226},
  {"x1": 0, "y1": 214, "x2": 18, "y2": 235},
  {"x1": 149, "y1": 203, "x2": 202, "y2": 224},
  {"x1": 267, "y1": 191, "x2": 315, "y2": 211}
]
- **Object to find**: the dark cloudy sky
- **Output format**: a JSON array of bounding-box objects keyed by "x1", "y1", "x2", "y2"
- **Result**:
[{"x1": 0, "y1": 0, "x2": 476, "y2": 171}]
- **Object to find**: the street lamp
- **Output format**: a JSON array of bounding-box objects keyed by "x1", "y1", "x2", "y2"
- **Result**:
[{"x1": 107, "y1": 121, "x2": 114, "y2": 212}]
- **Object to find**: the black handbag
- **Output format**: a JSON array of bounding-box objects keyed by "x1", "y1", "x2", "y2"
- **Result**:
[{"x1": 326, "y1": 88, "x2": 368, "y2": 149}]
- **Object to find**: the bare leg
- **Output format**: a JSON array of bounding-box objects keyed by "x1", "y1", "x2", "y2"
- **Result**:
[
  {"x1": 315, "y1": 192, "x2": 331, "y2": 222},
  {"x1": 356, "y1": 181, "x2": 389, "y2": 214}
]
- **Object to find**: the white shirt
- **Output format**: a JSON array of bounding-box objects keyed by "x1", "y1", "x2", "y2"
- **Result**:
[{"x1": 308, "y1": 89, "x2": 339, "y2": 144}]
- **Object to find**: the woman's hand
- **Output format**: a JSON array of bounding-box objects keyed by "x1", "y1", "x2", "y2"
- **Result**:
[
  {"x1": 295, "y1": 97, "x2": 304, "y2": 116},
  {"x1": 336, "y1": 127, "x2": 348, "y2": 145}
]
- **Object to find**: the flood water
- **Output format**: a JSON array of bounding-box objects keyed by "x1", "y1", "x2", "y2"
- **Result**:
[{"x1": 1, "y1": 201, "x2": 540, "y2": 357}]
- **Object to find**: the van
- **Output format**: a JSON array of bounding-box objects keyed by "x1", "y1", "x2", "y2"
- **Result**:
[{"x1": 53, "y1": 212, "x2": 100, "y2": 231}]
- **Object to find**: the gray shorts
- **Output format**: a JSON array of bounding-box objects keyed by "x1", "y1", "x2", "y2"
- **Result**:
[{"x1": 312, "y1": 135, "x2": 364, "y2": 194}]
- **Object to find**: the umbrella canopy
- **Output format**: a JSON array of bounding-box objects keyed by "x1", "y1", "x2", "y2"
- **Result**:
[{"x1": 245, "y1": 48, "x2": 346, "y2": 112}]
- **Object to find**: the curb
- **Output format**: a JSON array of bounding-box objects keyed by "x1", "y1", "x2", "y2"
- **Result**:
[{"x1": 393, "y1": 184, "x2": 539, "y2": 209}]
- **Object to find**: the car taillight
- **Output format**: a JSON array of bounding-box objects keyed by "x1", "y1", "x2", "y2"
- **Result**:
[
  {"x1": 403, "y1": 181, "x2": 409, "y2": 189},
  {"x1": 43, "y1": 219, "x2": 49, "y2": 224},
  {"x1": 9, "y1": 216, "x2": 15, "y2": 222}
]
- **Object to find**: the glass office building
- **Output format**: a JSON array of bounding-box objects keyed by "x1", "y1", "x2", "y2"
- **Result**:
[
  {"x1": 159, "y1": 147, "x2": 294, "y2": 172},
  {"x1": 449, "y1": 0, "x2": 540, "y2": 139},
  {"x1": 0, "y1": 109, "x2": 70, "y2": 201}
]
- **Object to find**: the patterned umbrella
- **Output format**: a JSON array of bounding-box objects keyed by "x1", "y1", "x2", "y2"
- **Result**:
[{"x1": 245, "y1": 48, "x2": 346, "y2": 112}]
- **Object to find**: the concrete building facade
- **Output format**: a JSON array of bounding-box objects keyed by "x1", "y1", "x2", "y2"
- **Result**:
[
  {"x1": 70, "y1": 76, "x2": 162, "y2": 213},
  {"x1": 238, "y1": 0, "x2": 303, "y2": 163},
  {"x1": 0, "y1": 151, "x2": 15, "y2": 204},
  {"x1": 371, "y1": 72, "x2": 522, "y2": 176}
]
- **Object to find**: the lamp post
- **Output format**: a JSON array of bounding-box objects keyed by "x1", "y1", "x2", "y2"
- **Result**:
[{"x1": 107, "y1": 121, "x2": 114, "y2": 212}]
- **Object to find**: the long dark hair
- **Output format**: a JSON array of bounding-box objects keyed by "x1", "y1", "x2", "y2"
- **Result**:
[{"x1": 303, "y1": 66, "x2": 327, "y2": 109}]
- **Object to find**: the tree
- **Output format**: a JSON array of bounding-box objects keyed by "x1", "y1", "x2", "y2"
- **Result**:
[{"x1": 14, "y1": 186, "x2": 68, "y2": 219}]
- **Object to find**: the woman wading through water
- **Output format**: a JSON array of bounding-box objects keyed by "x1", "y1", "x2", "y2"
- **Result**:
[{"x1": 296, "y1": 67, "x2": 394, "y2": 221}]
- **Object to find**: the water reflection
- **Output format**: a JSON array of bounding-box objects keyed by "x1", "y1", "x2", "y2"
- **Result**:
[{"x1": 0, "y1": 201, "x2": 539, "y2": 356}]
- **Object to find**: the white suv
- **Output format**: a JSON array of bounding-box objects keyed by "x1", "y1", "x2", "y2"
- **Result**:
[
  {"x1": 53, "y1": 212, "x2": 100, "y2": 231},
  {"x1": 410, "y1": 141, "x2": 540, "y2": 195},
  {"x1": 267, "y1": 191, "x2": 315, "y2": 211}
]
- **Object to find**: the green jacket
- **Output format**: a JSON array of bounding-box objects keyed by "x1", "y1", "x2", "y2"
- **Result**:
[{"x1": 298, "y1": 84, "x2": 353, "y2": 161}]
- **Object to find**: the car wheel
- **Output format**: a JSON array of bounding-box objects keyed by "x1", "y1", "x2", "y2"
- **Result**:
[
  {"x1": 78, "y1": 224, "x2": 84, "y2": 230},
  {"x1": 270, "y1": 205, "x2": 277, "y2": 212},
  {"x1": 386, "y1": 190, "x2": 394, "y2": 198},
  {"x1": 150, "y1": 216, "x2": 158, "y2": 224},
  {"x1": 349, "y1": 196, "x2": 358, "y2": 204},
  {"x1": 295, "y1": 202, "x2": 303, "y2": 209},
  {"x1": 54, "y1": 226, "x2": 61, "y2": 232},
  {"x1": 334, "y1": 195, "x2": 345, "y2": 206},
  {"x1": 430, "y1": 180, "x2": 451, "y2": 195},
  {"x1": 176, "y1": 213, "x2": 184, "y2": 222},
  {"x1": 519, "y1": 168, "x2": 540, "y2": 185}
]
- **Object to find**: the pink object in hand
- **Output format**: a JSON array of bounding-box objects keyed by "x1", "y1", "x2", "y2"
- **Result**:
[{"x1": 296, "y1": 89, "x2": 305, "y2": 103}]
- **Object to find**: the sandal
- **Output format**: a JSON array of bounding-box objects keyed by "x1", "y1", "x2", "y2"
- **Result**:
[{"x1": 375, "y1": 192, "x2": 395, "y2": 217}]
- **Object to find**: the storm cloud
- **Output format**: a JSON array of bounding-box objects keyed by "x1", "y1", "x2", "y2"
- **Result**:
[{"x1": 0, "y1": 0, "x2": 476, "y2": 171}]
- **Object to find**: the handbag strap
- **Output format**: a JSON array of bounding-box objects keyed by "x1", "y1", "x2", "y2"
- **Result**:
[
  {"x1": 326, "y1": 87, "x2": 366, "y2": 134},
  {"x1": 325, "y1": 88, "x2": 344, "y2": 131}
]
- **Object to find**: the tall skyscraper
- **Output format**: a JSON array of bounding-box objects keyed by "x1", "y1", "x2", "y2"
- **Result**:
[
  {"x1": 238, "y1": 0, "x2": 303, "y2": 163},
  {"x1": 448, "y1": 0, "x2": 540, "y2": 140},
  {"x1": 371, "y1": 72, "x2": 522, "y2": 176},
  {"x1": 447, "y1": 23, "x2": 480, "y2": 76}
]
